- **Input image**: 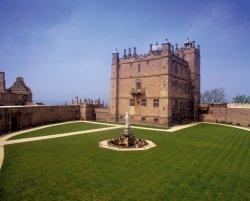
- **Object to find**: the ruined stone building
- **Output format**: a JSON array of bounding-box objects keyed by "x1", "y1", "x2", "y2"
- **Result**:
[
  {"x1": 0, "y1": 72, "x2": 33, "y2": 106},
  {"x1": 107, "y1": 37, "x2": 200, "y2": 127}
]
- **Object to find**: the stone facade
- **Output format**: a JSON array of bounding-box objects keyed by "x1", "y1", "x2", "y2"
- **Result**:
[
  {"x1": 0, "y1": 72, "x2": 33, "y2": 106},
  {"x1": 105, "y1": 37, "x2": 200, "y2": 127},
  {"x1": 71, "y1": 97, "x2": 106, "y2": 121},
  {"x1": 0, "y1": 105, "x2": 80, "y2": 133},
  {"x1": 201, "y1": 104, "x2": 250, "y2": 127}
]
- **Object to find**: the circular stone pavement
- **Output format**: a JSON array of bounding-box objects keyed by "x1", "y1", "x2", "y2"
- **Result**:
[{"x1": 99, "y1": 139, "x2": 156, "y2": 151}]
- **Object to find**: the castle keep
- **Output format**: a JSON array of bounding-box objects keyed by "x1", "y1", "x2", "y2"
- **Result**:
[{"x1": 109, "y1": 37, "x2": 200, "y2": 127}]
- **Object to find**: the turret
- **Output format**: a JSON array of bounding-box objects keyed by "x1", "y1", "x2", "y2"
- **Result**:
[
  {"x1": 162, "y1": 38, "x2": 172, "y2": 55},
  {"x1": 112, "y1": 49, "x2": 119, "y2": 65},
  {"x1": 110, "y1": 49, "x2": 120, "y2": 122},
  {"x1": 178, "y1": 38, "x2": 200, "y2": 119}
]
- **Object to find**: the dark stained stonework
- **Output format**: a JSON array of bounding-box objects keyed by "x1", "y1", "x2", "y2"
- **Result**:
[{"x1": 0, "y1": 72, "x2": 32, "y2": 106}]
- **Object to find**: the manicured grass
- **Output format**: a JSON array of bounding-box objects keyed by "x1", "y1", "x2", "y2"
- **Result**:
[
  {"x1": 8, "y1": 122, "x2": 109, "y2": 140},
  {"x1": 95, "y1": 120, "x2": 168, "y2": 129},
  {"x1": 0, "y1": 124, "x2": 249, "y2": 200}
]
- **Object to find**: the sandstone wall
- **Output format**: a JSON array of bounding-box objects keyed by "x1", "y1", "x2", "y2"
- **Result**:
[
  {"x1": 80, "y1": 104, "x2": 96, "y2": 120},
  {"x1": 202, "y1": 107, "x2": 250, "y2": 127},
  {"x1": 95, "y1": 108, "x2": 114, "y2": 122},
  {"x1": 0, "y1": 105, "x2": 80, "y2": 133}
]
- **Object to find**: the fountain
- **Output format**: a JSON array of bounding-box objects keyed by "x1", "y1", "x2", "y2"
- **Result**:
[{"x1": 99, "y1": 112, "x2": 156, "y2": 151}]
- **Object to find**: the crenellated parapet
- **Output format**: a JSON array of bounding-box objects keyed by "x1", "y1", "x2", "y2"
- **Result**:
[
  {"x1": 117, "y1": 37, "x2": 192, "y2": 64},
  {"x1": 71, "y1": 97, "x2": 106, "y2": 108}
]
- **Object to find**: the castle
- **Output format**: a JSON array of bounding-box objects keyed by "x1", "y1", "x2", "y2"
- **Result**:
[
  {"x1": 108, "y1": 37, "x2": 200, "y2": 127},
  {"x1": 0, "y1": 36, "x2": 250, "y2": 134},
  {"x1": 0, "y1": 72, "x2": 33, "y2": 106}
]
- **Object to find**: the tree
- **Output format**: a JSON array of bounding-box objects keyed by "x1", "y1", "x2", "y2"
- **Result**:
[
  {"x1": 232, "y1": 95, "x2": 250, "y2": 103},
  {"x1": 201, "y1": 87, "x2": 226, "y2": 104}
]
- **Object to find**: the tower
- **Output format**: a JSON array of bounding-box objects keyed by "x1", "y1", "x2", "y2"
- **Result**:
[
  {"x1": 110, "y1": 49, "x2": 120, "y2": 122},
  {"x1": 178, "y1": 39, "x2": 200, "y2": 119},
  {"x1": 0, "y1": 72, "x2": 6, "y2": 93}
]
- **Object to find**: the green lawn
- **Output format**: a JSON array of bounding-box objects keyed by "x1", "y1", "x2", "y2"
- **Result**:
[
  {"x1": 8, "y1": 122, "x2": 108, "y2": 140},
  {"x1": 0, "y1": 123, "x2": 249, "y2": 201},
  {"x1": 95, "y1": 120, "x2": 168, "y2": 129}
]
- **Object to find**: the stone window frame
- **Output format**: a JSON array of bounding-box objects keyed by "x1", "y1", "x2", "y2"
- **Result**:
[
  {"x1": 136, "y1": 81, "x2": 142, "y2": 90},
  {"x1": 180, "y1": 101, "x2": 183, "y2": 110},
  {"x1": 137, "y1": 63, "x2": 141, "y2": 73},
  {"x1": 175, "y1": 100, "x2": 178, "y2": 106},
  {"x1": 130, "y1": 98, "x2": 135, "y2": 106},
  {"x1": 153, "y1": 98, "x2": 159, "y2": 107},
  {"x1": 141, "y1": 98, "x2": 147, "y2": 106}
]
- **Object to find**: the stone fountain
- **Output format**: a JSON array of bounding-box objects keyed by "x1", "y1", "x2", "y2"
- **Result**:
[{"x1": 99, "y1": 112, "x2": 156, "y2": 151}]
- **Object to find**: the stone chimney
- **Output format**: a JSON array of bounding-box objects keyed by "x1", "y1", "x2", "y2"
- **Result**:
[
  {"x1": 123, "y1": 49, "x2": 127, "y2": 58},
  {"x1": 133, "y1": 47, "x2": 137, "y2": 57},
  {"x1": 128, "y1": 48, "x2": 132, "y2": 57}
]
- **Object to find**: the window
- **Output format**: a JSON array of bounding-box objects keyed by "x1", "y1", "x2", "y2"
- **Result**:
[
  {"x1": 138, "y1": 64, "x2": 141, "y2": 73},
  {"x1": 175, "y1": 80, "x2": 178, "y2": 89},
  {"x1": 175, "y1": 64, "x2": 178, "y2": 74},
  {"x1": 153, "y1": 98, "x2": 159, "y2": 107},
  {"x1": 136, "y1": 81, "x2": 141, "y2": 89},
  {"x1": 175, "y1": 100, "x2": 178, "y2": 107},
  {"x1": 130, "y1": 98, "x2": 135, "y2": 106},
  {"x1": 153, "y1": 118, "x2": 158, "y2": 123},
  {"x1": 141, "y1": 117, "x2": 146, "y2": 121},
  {"x1": 141, "y1": 98, "x2": 147, "y2": 106}
]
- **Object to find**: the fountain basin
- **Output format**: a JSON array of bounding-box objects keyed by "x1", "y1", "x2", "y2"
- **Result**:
[{"x1": 99, "y1": 139, "x2": 156, "y2": 151}]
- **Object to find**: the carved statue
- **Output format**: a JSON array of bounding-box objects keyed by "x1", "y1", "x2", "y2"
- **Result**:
[{"x1": 125, "y1": 112, "x2": 129, "y2": 127}]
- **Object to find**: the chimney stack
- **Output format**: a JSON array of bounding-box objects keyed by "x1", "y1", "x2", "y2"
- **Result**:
[
  {"x1": 128, "y1": 48, "x2": 132, "y2": 57},
  {"x1": 123, "y1": 49, "x2": 127, "y2": 58},
  {"x1": 149, "y1": 44, "x2": 153, "y2": 53},
  {"x1": 133, "y1": 47, "x2": 137, "y2": 57}
]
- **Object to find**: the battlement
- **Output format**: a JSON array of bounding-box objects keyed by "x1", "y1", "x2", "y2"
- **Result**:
[{"x1": 116, "y1": 38, "x2": 199, "y2": 65}]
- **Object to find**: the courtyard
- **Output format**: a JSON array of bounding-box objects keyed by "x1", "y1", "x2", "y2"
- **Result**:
[{"x1": 0, "y1": 121, "x2": 249, "y2": 201}]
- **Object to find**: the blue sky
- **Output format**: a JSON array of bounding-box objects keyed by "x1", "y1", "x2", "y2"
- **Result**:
[{"x1": 0, "y1": 0, "x2": 249, "y2": 104}]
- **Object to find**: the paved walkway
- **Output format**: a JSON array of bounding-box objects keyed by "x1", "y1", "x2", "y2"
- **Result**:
[
  {"x1": 85, "y1": 121, "x2": 201, "y2": 133},
  {"x1": 0, "y1": 120, "x2": 83, "y2": 142}
]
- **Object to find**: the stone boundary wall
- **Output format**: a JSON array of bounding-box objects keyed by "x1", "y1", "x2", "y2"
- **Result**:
[
  {"x1": 202, "y1": 107, "x2": 250, "y2": 128},
  {"x1": 227, "y1": 103, "x2": 250, "y2": 109},
  {"x1": 80, "y1": 104, "x2": 96, "y2": 120},
  {"x1": 95, "y1": 108, "x2": 114, "y2": 122},
  {"x1": 0, "y1": 105, "x2": 80, "y2": 133}
]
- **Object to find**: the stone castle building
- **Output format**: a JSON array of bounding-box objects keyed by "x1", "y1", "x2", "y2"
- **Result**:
[
  {"x1": 108, "y1": 37, "x2": 200, "y2": 127},
  {"x1": 0, "y1": 72, "x2": 33, "y2": 106}
]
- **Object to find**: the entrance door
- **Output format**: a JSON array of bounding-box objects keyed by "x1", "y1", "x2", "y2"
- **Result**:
[{"x1": 11, "y1": 116, "x2": 19, "y2": 131}]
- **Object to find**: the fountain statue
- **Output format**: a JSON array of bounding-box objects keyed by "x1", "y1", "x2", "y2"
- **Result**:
[{"x1": 107, "y1": 112, "x2": 148, "y2": 148}]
